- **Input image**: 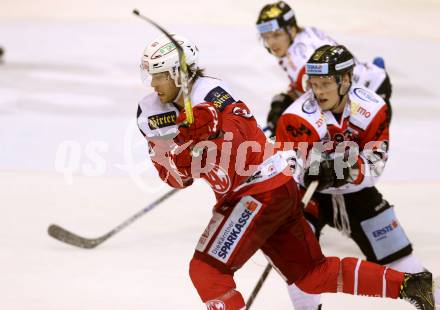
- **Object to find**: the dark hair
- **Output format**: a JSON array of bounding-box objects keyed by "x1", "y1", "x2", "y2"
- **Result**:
[
  {"x1": 187, "y1": 67, "x2": 206, "y2": 83},
  {"x1": 194, "y1": 68, "x2": 205, "y2": 78}
]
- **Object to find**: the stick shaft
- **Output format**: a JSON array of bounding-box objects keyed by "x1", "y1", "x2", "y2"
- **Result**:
[
  {"x1": 48, "y1": 188, "x2": 179, "y2": 248},
  {"x1": 246, "y1": 263, "x2": 272, "y2": 308}
]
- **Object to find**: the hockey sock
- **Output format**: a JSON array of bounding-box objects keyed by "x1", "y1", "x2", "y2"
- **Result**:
[
  {"x1": 295, "y1": 256, "x2": 404, "y2": 298},
  {"x1": 189, "y1": 258, "x2": 245, "y2": 309},
  {"x1": 339, "y1": 257, "x2": 404, "y2": 298}
]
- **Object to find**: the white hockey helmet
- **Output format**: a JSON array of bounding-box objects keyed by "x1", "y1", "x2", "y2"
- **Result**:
[{"x1": 140, "y1": 34, "x2": 199, "y2": 87}]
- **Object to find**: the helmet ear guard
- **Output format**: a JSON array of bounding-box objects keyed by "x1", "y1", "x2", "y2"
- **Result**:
[{"x1": 336, "y1": 72, "x2": 352, "y2": 96}]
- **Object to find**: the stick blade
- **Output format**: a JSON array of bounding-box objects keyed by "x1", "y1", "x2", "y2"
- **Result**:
[{"x1": 47, "y1": 224, "x2": 102, "y2": 249}]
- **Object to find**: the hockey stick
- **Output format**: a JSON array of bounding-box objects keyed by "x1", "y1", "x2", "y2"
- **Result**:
[
  {"x1": 48, "y1": 188, "x2": 179, "y2": 249},
  {"x1": 246, "y1": 180, "x2": 319, "y2": 308},
  {"x1": 246, "y1": 263, "x2": 272, "y2": 308},
  {"x1": 132, "y1": 9, "x2": 194, "y2": 124}
]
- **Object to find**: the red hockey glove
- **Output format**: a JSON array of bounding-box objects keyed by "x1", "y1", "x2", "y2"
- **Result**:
[
  {"x1": 176, "y1": 103, "x2": 222, "y2": 144},
  {"x1": 170, "y1": 144, "x2": 194, "y2": 187},
  {"x1": 171, "y1": 142, "x2": 193, "y2": 173}
]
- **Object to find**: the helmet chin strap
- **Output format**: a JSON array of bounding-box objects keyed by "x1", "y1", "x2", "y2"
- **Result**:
[
  {"x1": 171, "y1": 68, "x2": 197, "y2": 105},
  {"x1": 286, "y1": 26, "x2": 295, "y2": 45},
  {"x1": 174, "y1": 87, "x2": 184, "y2": 103}
]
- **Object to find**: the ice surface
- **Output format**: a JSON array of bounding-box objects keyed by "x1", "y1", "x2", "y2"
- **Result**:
[{"x1": 1, "y1": 0, "x2": 439, "y2": 309}]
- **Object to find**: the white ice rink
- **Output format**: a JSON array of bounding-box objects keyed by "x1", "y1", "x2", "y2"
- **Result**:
[{"x1": 1, "y1": 0, "x2": 440, "y2": 309}]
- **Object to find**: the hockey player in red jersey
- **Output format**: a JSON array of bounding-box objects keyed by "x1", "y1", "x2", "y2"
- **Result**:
[
  {"x1": 275, "y1": 44, "x2": 438, "y2": 309},
  {"x1": 137, "y1": 35, "x2": 435, "y2": 310},
  {"x1": 255, "y1": 1, "x2": 393, "y2": 137}
]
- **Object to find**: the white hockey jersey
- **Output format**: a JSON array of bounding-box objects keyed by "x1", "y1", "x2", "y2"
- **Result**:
[
  {"x1": 279, "y1": 27, "x2": 386, "y2": 94},
  {"x1": 137, "y1": 76, "x2": 236, "y2": 139},
  {"x1": 276, "y1": 87, "x2": 391, "y2": 194}
]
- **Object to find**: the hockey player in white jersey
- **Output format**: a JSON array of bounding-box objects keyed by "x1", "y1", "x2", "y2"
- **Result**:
[
  {"x1": 275, "y1": 44, "x2": 438, "y2": 310},
  {"x1": 255, "y1": 1, "x2": 392, "y2": 137}
]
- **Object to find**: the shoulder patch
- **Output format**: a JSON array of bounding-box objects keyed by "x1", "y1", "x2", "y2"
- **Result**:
[
  {"x1": 203, "y1": 86, "x2": 235, "y2": 111},
  {"x1": 353, "y1": 87, "x2": 380, "y2": 104},
  {"x1": 350, "y1": 101, "x2": 373, "y2": 119},
  {"x1": 349, "y1": 88, "x2": 386, "y2": 130},
  {"x1": 148, "y1": 111, "x2": 177, "y2": 130},
  {"x1": 301, "y1": 98, "x2": 318, "y2": 114}
]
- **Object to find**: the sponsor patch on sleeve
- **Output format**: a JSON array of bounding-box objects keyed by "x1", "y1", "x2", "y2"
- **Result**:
[
  {"x1": 353, "y1": 87, "x2": 380, "y2": 104},
  {"x1": 204, "y1": 86, "x2": 235, "y2": 111},
  {"x1": 147, "y1": 111, "x2": 177, "y2": 130}
]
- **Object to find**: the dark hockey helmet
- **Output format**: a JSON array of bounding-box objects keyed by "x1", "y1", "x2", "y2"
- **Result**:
[
  {"x1": 256, "y1": 1, "x2": 297, "y2": 34},
  {"x1": 305, "y1": 45, "x2": 355, "y2": 77}
]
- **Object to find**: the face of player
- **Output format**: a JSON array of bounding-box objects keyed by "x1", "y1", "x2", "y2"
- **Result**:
[
  {"x1": 150, "y1": 72, "x2": 180, "y2": 104},
  {"x1": 308, "y1": 74, "x2": 351, "y2": 112},
  {"x1": 308, "y1": 75, "x2": 342, "y2": 111},
  {"x1": 261, "y1": 29, "x2": 291, "y2": 57}
]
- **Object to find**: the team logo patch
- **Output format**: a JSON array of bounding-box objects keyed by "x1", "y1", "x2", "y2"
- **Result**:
[
  {"x1": 208, "y1": 196, "x2": 262, "y2": 263},
  {"x1": 301, "y1": 98, "x2": 318, "y2": 114},
  {"x1": 206, "y1": 300, "x2": 226, "y2": 310},
  {"x1": 204, "y1": 86, "x2": 235, "y2": 111},
  {"x1": 204, "y1": 164, "x2": 231, "y2": 194},
  {"x1": 353, "y1": 87, "x2": 380, "y2": 104},
  {"x1": 232, "y1": 106, "x2": 253, "y2": 119},
  {"x1": 148, "y1": 111, "x2": 177, "y2": 129},
  {"x1": 262, "y1": 6, "x2": 282, "y2": 19}
]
